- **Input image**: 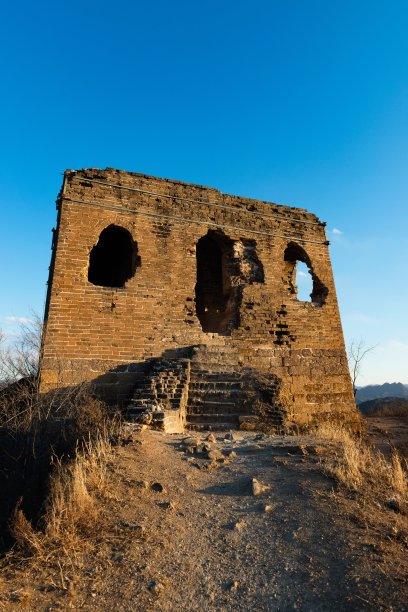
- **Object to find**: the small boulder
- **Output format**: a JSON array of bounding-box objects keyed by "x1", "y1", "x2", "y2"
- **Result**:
[
  {"x1": 206, "y1": 433, "x2": 216, "y2": 443},
  {"x1": 183, "y1": 437, "x2": 200, "y2": 447}
]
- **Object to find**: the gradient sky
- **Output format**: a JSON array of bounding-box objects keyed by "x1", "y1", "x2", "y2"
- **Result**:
[{"x1": 1, "y1": 0, "x2": 407, "y2": 385}]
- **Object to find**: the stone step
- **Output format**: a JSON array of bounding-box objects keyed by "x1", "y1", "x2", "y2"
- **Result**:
[
  {"x1": 188, "y1": 403, "x2": 243, "y2": 415},
  {"x1": 187, "y1": 413, "x2": 240, "y2": 424},
  {"x1": 186, "y1": 423, "x2": 237, "y2": 432},
  {"x1": 189, "y1": 399, "x2": 237, "y2": 410},
  {"x1": 190, "y1": 362, "x2": 239, "y2": 369},
  {"x1": 124, "y1": 411, "x2": 146, "y2": 420},
  {"x1": 190, "y1": 358, "x2": 239, "y2": 366},
  {"x1": 191, "y1": 345, "x2": 239, "y2": 354},
  {"x1": 129, "y1": 395, "x2": 155, "y2": 403},
  {"x1": 189, "y1": 372, "x2": 242, "y2": 382},
  {"x1": 188, "y1": 392, "x2": 241, "y2": 401},
  {"x1": 189, "y1": 380, "x2": 242, "y2": 389},
  {"x1": 156, "y1": 392, "x2": 183, "y2": 400},
  {"x1": 188, "y1": 399, "x2": 240, "y2": 409}
]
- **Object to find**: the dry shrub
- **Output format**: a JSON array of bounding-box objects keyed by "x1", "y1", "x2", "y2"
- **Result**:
[
  {"x1": 10, "y1": 501, "x2": 44, "y2": 557},
  {"x1": 43, "y1": 432, "x2": 112, "y2": 543},
  {"x1": 9, "y1": 432, "x2": 113, "y2": 559},
  {"x1": 315, "y1": 421, "x2": 354, "y2": 445},
  {"x1": 315, "y1": 422, "x2": 408, "y2": 505},
  {"x1": 0, "y1": 382, "x2": 115, "y2": 547},
  {"x1": 69, "y1": 393, "x2": 109, "y2": 439}
]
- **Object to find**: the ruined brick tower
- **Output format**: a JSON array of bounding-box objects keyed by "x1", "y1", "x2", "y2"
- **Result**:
[{"x1": 40, "y1": 168, "x2": 358, "y2": 431}]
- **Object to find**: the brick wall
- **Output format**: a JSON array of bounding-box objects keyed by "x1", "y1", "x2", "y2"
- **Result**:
[{"x1": 40, "y1": 167, "x2": 358, "y2": 426}]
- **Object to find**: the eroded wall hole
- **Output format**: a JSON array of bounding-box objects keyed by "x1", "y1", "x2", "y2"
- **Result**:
[
  {"x1": 295, "y1": 261, "x2": 313, "y2": 301},
  {"x1": 88, "y1": 225, "x2": 140, "y2": 288},
  {"x1": 283, "y1": 242, "x2": 328, "y2": 305}
]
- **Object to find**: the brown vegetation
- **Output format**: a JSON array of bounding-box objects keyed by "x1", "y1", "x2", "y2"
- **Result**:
[
  {"x1": 10, "y1": 432, "x2": 113, "y2": 559},
  {"x1": 316, "y1": 422, "x2": 408, "y2": 510}
]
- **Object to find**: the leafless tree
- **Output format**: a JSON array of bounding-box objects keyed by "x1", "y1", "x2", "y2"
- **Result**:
[
  {"x1": 0, "y1": 313, "x2": 100, "y2": 430},
  {"x1": 0, "y1": 313, "x2": 42, "y2": 383},
  {"x1": 347, "y1": 339, "x2": 376, "y2": 397}
]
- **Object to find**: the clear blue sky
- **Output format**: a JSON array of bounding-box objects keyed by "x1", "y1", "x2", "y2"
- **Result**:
[{"x1": 1, "y1": 0, "x2": 407, "y2": 385}]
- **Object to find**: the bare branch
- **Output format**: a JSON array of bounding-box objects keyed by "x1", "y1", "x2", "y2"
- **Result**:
[{"x1": 347, "y1": 339, "x2": 376, "y2": 397}]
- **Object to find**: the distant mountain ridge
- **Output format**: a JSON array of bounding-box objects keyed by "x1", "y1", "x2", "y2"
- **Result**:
[{"x1": 355, "y1": 382, "x2": 408, "y2": 404}]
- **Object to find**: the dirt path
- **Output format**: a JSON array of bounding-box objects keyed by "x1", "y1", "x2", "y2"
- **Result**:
[{"x1": 2, "y1": 429, "x2": 408, "y2": 611}]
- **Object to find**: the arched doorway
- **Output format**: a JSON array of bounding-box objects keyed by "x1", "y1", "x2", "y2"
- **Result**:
[{"x1": 195, "y1": 233, "x2": 234, "y2": 333}]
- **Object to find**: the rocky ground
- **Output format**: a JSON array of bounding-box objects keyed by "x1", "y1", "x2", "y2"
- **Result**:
[{"x1": 1, "y1": 427, "x2": 408, "y2": 611}]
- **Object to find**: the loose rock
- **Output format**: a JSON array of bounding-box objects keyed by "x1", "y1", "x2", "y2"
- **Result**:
[
  {"x1": 200, "y1": 461, "x2": 219, "y2": 471},
  {"x1": 224, "y1": 433, "x2": 236, "y2": 442},
  {"x1": 252, "y1": 478, "x2": 270, "y2": 496},
  {"x1": 207, "y1": 449, "x2": 226, "y2": 461},
  {"x1": 183, "y1": 437, "x2": 200, "y2": 447},
  {"x1": 233, "y1": 521, "x2": 246, "y2": 532},
  {"x1": 149, "y1": 581, "x2": 165, "y2": 595}
]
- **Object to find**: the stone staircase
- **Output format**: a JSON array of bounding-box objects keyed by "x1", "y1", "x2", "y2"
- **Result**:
[
  {"x1": 124, "y1": 345, "x2": 287, "y2": 432},
  {"x1": 124, "y1": 358, "x2": 190, "y2": 432},
  {"x1": 185, "y1": 345, "x2": 255, "y2": 431}
]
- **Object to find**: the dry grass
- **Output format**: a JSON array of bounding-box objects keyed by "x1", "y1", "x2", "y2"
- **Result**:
[
  {"x1": 315, "y1": 422, "x2": 408, "y2": 506},
  {"x1": 9, "y1": 431, "x2": 114, "y2": 562}
]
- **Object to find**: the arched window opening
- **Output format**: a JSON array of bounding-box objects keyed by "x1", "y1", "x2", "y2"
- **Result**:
[
  {"x1": 195, "y1": 233, "x2": 235, "y2": 333},
  {"x1": 283, "y1": 242, "x2": 328, "y2": 305},
  {"x1": 88, "y1": 225, "x2": 139, "y2": 288}
]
